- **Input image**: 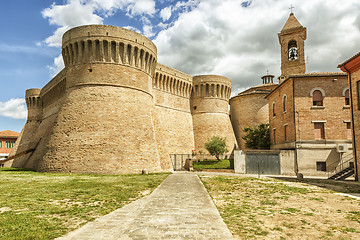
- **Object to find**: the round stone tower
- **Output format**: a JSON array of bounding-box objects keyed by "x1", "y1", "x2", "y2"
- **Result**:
[
  {"x1": 37, "y1": 25, "x2": 168, "y2": 174},
  {"x1": 229, "y1": 75, "x2": 278, "y2": 150},
  {"x1": 11, "y1": 89, "x2": 42, "y2": 168},
  {"x1": 191, "y1": 75, "x2": 237, "y2": 154}
]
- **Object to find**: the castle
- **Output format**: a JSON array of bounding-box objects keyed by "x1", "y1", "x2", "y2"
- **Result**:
[
  {"x1": 10, "y1": 25, "x2": 237, "y2": 174},
  {"x1": 10, "y1": 13, "x2": 355, "y2": 177}
]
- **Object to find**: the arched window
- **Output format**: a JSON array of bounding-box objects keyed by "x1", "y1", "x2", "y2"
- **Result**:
[
  {"x1": 288, "y1": 40, "x2": 298, "y2": 60},
  {"x1": 312, "y1": 90, "x2": 323, "y2": 106},
  {"x1": 283, "y1": 95, "x2": 287, "y2": 112},
  {"x1": 344, "y1": 89, "x2": 350, "y2": 105}
]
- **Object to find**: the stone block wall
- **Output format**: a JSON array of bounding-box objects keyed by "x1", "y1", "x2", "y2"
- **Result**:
[{"x1": 11, "y1": 24, "x2": 237, "y2": 175}]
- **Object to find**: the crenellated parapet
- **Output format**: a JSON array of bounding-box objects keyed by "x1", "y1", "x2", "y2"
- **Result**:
[
  {"x1": 62, "y1": 25, "x2": 157, "y2": 77},
  {"x1": 191, "y1": 75, "x2": 231, "y2": 100},
  {"x1": 154, "y1": 63, "x2": 193, "y2": 98},
  {"x1": 25, "y1": 88, "x2": 42, "y2": 122},
  {"x1": 25, "y1": 89, "x2": 42, "y2": 109},
  {"x1": 190, "y1": 75, "x2": 237, "y2": 153}
]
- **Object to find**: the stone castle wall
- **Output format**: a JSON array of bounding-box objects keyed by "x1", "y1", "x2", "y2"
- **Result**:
[
  {"x1": 152, "y1": 64, "x2": 195, "y2": 169},
  {"x1": 11, "y1": 24, "x2": 237, "y2": 174}
]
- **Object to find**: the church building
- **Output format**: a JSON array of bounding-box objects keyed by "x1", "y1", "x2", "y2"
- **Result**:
[{"x1": 267, "y1": 13, "x2": 352, "y2": 176}]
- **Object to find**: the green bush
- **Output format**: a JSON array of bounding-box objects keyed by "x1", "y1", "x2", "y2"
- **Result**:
[
  {"x1": 242, "y1": 123, "x2": 270, "y2": 149},
  {"x1": 205, "y1": 136, "x2": 228, "y2": 161}
]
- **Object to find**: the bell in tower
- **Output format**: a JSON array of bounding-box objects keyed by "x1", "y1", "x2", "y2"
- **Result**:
[
  {"x1": 288, "y1": 40, "x2": 298, "y2": 60},
  {"x1": 278, "y1": 12, "x2": 306, "y2": 81}
]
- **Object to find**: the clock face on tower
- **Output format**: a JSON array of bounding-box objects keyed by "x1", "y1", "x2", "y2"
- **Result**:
[{"x1": 288, "y1": 47, "x2": 298, "y2": 60}]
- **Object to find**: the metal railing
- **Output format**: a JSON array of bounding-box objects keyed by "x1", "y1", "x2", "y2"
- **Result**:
[{"x1": 327, "y1": 154, "x2": 354, "y2": 178}]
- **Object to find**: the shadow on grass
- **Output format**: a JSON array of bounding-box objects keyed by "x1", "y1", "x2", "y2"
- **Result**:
[
  {"x1": 0, "y1": 167, "x2": 37, "y2": 172},
  {"x1": 270, "y1": 176, "x2": 360, "y2": 194}
]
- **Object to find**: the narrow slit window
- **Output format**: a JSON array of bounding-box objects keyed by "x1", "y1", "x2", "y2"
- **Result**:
[{"x1": 345, "y1": 89, "x2": 350, "y2": 105}]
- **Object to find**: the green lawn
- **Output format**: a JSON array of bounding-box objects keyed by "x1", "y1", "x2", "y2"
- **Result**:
[
  {"x1": 0, "y1": 168, "x2": 169, "y2": 240},
  {"x1": 193, "y1": 159, "x2": 231, "y2": 170}
]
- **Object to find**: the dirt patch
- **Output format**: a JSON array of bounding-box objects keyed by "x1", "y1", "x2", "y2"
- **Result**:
[{"x1": 201, "y1": 176, "x2": 360, "y2": 239}]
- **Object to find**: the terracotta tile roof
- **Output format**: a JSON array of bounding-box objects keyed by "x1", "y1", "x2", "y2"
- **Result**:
[
  {"x1": 289, "y1": 72, "x2": 347, "y2": 77},
  {"x1": 338, "y1": 51, "x2": 360, "y2": 68},
  {"x1": 0, "y1": 130, "x2": 20, "y2": 138}
]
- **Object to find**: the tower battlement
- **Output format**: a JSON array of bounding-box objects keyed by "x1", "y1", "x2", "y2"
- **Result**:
[
  {"x1": 62, "y1": 25, "x2": 157, "y2": 77},
  {"x1": 192, "y1": 75, "x2": 231, "y2": 100},
  {"x1": 25, "y1": 89, "x2": 41, "y2": 109}
]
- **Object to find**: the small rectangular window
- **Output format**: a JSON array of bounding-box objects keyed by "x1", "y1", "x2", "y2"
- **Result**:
[
  {"x1": 314, "y1": 122, "x2": 325, "y2": 139},
  {"x1": 316, "y1": 162, "x2": 326, "y2": 171},
  {"x1": 5, "y1": 141, "x2": 15, "y2": 149},
  {"x1": 273, "y1": 129, "x2": 276, "y2": 144},
  {"x1": 284, "y1": 125, "x2": 288, "y2": 141},
  {"x1": 346, "y1": 122, "x2": 352, "y2": 140}
]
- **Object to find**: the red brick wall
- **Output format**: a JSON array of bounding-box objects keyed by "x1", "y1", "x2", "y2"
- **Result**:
[
  {"x1": 349, "y1": 69, "x2": 360, "y2": 181},
  {"x1": 268, "y1": 79, "x2": 295, "y2": 148},
  {"x1": 293, "y1": 75, "x2": 350, "y2": 141},
  {"x1": 0, "y1": 138, "x2": 16, "y2": 154}
]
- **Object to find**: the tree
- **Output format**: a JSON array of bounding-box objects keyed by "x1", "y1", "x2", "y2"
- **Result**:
[
  {"x1": 242, "y1": 123, "x2": 270, "y2": 149},
  {"x1": 205, "y1": 136, "x2": 228, "y2": 161}
]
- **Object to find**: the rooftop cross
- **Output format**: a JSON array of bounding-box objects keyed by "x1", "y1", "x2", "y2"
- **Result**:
[{"x1": 289, "y1": 4, "x2": 294, "y2": 13}]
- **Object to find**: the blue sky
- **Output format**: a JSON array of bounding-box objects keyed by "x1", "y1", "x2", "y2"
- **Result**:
[{"x1": 1, "y1": 0, "x2": 360, "y2": 132}]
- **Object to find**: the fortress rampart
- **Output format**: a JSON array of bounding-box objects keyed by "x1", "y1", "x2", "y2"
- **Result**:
[
  {"x1": 11, "y1": 25, "x2": 238, "y2": 174},
  {"x1": 191, "y1": 75, "x2": 237, "y2": 153},
  {"x1": 152, "y1": 64, "x2": 195, "y2": 167}
]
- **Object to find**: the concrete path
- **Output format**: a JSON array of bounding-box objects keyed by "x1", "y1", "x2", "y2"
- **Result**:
[{"x1": 57, "y1": 173, "x2": 234, "y2": 240}]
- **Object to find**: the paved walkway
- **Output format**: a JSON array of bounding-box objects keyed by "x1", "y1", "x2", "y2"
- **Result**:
[{"x1": 57, "y1": 173, "x2": 234, "y2": 239}]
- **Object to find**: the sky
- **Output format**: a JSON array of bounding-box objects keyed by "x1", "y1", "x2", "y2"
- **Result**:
[{"x1": 1, "y1": 0, "x2": 360, "y2": 132}]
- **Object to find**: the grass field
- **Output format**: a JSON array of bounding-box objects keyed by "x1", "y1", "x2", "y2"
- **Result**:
[
  {"x1": 201, "y1": 176, "x2": 360, "y2": 239},
  {"x1": 193, "y1": 159, "x2": 231, "y2": 170},
  {"x1": 0, "y1": 168, "x2": 169, "y2": 240}
]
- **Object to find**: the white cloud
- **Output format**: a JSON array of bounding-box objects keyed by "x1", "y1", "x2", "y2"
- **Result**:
[
  {"x1": 157, "y1": 22, "x2": 169, "y2": 29},
  {"x1": 47, "y1": 54, "x2": 65, "y2": 77},
  {"x1": 154, "y1": 0, "x2": 360, "y2": 94},
  {"x1": 160, "y1": 6, "x2": 172, "y2": 21},
  {"x1": 42, "y1": 0, "x2": 156, "y2": 76},
  {"x1": 0, "y1": 99, "x2": 27, "y2": 120},
  {"x1": 143, "y1": 24, "x2": 155, "y2": 38}
]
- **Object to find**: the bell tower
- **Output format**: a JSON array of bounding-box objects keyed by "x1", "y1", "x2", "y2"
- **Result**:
[{"x1": 278, "y1": 12, "x2": 306, "y2": 82}]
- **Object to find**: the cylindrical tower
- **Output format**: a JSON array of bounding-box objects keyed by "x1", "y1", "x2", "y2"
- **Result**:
[
  {"x1": 190, "y1": 75, "x2": 237, "y2": 155},
  {"x1": 229, "y1": 77, "x2": 277, "y2": 150},
  {"x1": 36, "y1": 25, "x2": 169, "y2": 174},
  {"x1": 11, "y1": 89, "x2": 42, "y2": 168}
]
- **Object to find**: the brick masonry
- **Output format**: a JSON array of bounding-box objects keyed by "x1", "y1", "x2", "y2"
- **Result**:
[{"x1": 11, "y1": 25, "x2": 237, "y2": 174}]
